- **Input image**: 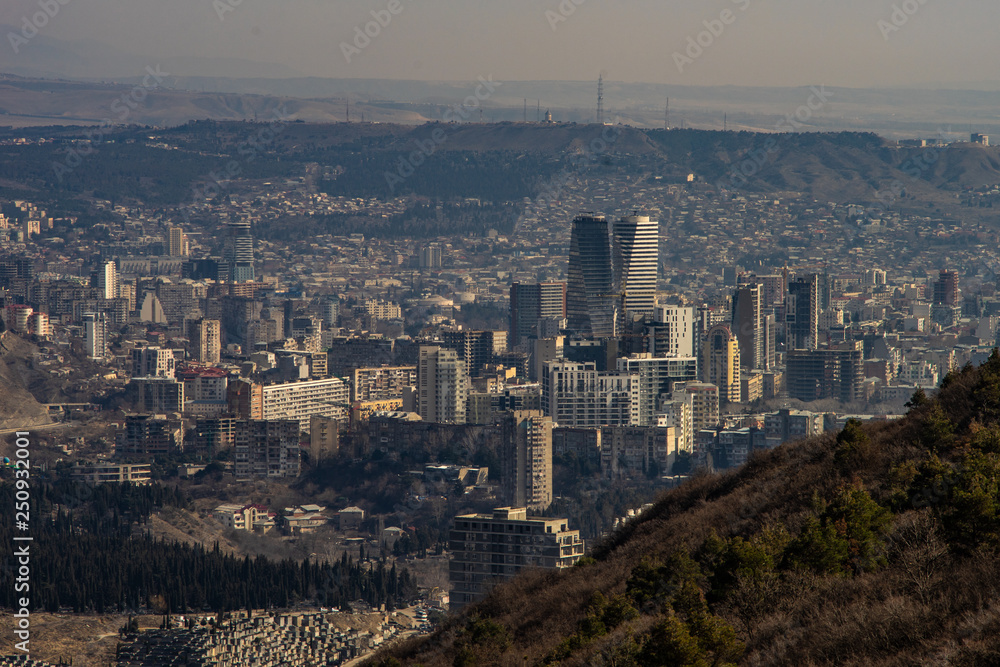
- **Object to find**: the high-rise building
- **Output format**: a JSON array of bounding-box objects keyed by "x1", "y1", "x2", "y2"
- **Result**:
[
  {"x1": 352, "y1": 366, "x2": 419, "y2": 402},
  {"x1": 190, "y1": 318, "x2": 222, "y2": 364},
  {"x1": 541, "y1": 360, "x2": 640, "y2": 427},
  {"x1": 132, "y1": 346, "x2": 176, "y2": 379},
  {"x1": 449, "y1": 507, "x2": 584, "y2": 609},
  {"x1": 732, "y1": 284, "x2": 773, "y2": 371},
  {"x1": 787, "y1": 275, "x2": 820, "y2": 351},
  {"x1": 702, "y1": 323, "x2": 742, "y2": 404},
  {"x1": 612, "y1": 213, "x2": 659, "y2": 317},
  {"x1": 132, "y1": 377, "x2": 185, "y2": 413},
  {"x1": 616, "y1": 354, "x2": 698, "y2": 425},
  {"x1": 260, "y1": 377, "x2": 349, "y2": 433},
  {"x1": 234, "y1": 420, "x2": 301, "y2": 478},
  {"x1": 223, "y1": 221, "x2": 255, "y2": 283},
  {"x1": 786, "y1": 344, "x2": 865, "y2": 403},
  {"x1": 510, "y1": 282, "x2": 567, "y2": 347},
  {"x1": 648, "y1": 305, "x2": 695, "y2": 358},
  {"x1": 419, "y1": 245, "x2": 443, "y2": 269},
  {"x1": 96, "y1": 260, "x2": 118, "y2": 300},
  {"x1": 323, "y1": 299, "x2": 340, "y2": 328},
  {"x1": 671, "y1": 381, "x2": 721, "y2": 433},
  {"x1": 441, "y1": 330, "x2": 507, "y2": 378},
  {"x1": 168, "y1": 225, "x2": 188, "y2": 257},
  {"x1": 933, "y1": 270, "x2": 960, "y2": 306},
  {"x1": 116, "y1": 414, "x2": 183, "y2": 457},
  {"x1": 501, "y1": 411, "x2": 553, "y2": 510},
  {"x1": 418, "y1": 345, "x2": 468, "y2": 424},
  {"x1": 566, "y1": 214, "x2": 616, "y2": 338},
  {"x1": 658, "y1": 399, "x2": 693, "y2": 453},
  {"x1": 83, "y1": 312, "x2": 108, "y2": 360},
  {"x1": 600, "y1": 425, "x2": 682, "y2": 477}
]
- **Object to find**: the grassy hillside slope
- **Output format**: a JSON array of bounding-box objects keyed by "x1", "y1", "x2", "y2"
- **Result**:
[{"x1": 373, "y1": 354, "x2": 1000, "y2": 666}]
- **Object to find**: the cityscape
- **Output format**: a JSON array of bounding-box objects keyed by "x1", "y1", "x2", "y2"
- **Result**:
[{"x1": 3, "y1": 1, "x2": 1000, "y2": 665}]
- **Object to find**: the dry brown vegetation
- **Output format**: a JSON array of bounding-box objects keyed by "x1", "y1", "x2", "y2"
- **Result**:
[{"x1": 370, "y1": 357, "x2": 1000, "y2": 666}]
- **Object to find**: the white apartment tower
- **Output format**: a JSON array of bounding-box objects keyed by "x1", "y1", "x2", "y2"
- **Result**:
[
  {"x1": 612, "y1": 214, "x2": 659, "y2": 317},
  {"x1": 418, "y1": 345, "x2": 469, "y2": 424},
  {"x1": 649, "y1": 305, "x2": 695, "y2": 358},
  {"x1": 97, "y1": 260, "x2": 118, "y2": 300},
  {"x1": 83, "y1": 312, "x2": 108, "y2": 360}
]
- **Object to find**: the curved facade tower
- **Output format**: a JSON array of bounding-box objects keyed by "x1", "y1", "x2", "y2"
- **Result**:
[{"x1": 612, "y1": 213, "x2": 659, "y2": 317}]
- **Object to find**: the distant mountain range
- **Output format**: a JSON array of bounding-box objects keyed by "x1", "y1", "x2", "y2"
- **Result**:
[{"x1": 4, "y1": 27, "x2": 1000, "y2": 137}]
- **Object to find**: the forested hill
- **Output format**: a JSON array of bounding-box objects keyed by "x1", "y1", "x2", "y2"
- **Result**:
[
  {"x1": 372, "y1": 353, "x2": 1000, "y2": 666},
  {"x1": 4, "y1": 121, "x2": 1000, "y2": 208}
]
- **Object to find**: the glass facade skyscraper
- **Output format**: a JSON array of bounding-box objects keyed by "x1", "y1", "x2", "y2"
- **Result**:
[{"x1": 567, "y1": 214, "x2": 615, "y2": 338}]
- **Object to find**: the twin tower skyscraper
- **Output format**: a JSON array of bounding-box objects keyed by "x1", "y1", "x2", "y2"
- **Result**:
[{"x1": 566, "y1": 213, "x2": 659, "y2": 338}]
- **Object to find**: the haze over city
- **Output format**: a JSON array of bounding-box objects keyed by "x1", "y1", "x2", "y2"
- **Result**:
[{"x1": 1, "y1": 0, "x2": 996, "y2": 87}]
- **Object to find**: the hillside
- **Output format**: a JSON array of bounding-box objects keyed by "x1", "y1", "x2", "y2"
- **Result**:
[
  {"x1": 0, "y1": 74, "x2": 429, "y2": 128},
  {"x1": 0, "y1": 332, "x2": 51, "y2": 430},
  {"x1": 373, "y1": 355, "x2": 1000, "y2": 666}
]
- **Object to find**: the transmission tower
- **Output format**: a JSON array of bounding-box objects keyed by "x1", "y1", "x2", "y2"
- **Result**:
[{"x1": 597, "y1": 74, "x2": 604, "y2": 124}]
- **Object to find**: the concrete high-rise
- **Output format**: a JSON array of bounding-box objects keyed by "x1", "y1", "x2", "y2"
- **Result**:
[
  {"x1": 449, "y1": 507, "x2": 584, "y2": 609},
  {"x1": 612, "y1": 213, "x2": 659, "y2": 317},
  {"x1": 168, "y1": 225, "x2": 188, "y2": 257},
  {"x1": 510, "y1": 282, "x2": 567, "y2": 347},
  {"x1": 787, "y1": 275, "x2": 820, "y2": 351},
  {"x1": 234, "y1": 420, "x2": 301, "y2": 478},
  {"x1": 649, "y1": 305, "x2": 695, "y2": 358},
  {"x1": 732, "y1": 284, "x2": 773, "y2": 371},
  {"x1": 97, "y1": 260, "x2": 118, "y2": 300},
  {"x1": 190, "y1": 318, "x2": 222, "y2": 364},
  {"x1": 566, "y1": 214, "x2": 615, "y2": 338},
  {"x1": 501, "y1": 411, "x2": 553, "y2": 510},
  {"x1": 702, "y1": 323, "x2": 742, "y2": 404},
  {"x1": 83, "y1": 312, "x2": 108, "y2": 360},
  {"x1": 933, "y1": 270, "x2": 960, "y2": 306},
  {"x1": 418, "y1": 345, "x2": 468, "y2": 424},
  {"x1": 671, "y1": 381, "x2": 721, "y2": 433},
  {"x1": 541, "y1": 360, "x2": 640, "y2": 427},
  {"x1": 132, "y1": 346, "x2": 176, "y2": 379},
  {"x1": 616, "y1": 354, "x2": 698, "y2": 425},
  {"x1": 441, "y1": 330, "x2": 507, "y2": 378}
]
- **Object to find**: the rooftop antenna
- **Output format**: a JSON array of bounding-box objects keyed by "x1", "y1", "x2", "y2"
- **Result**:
[
  {"x1": 665, "y1": 96, "x2": 670, "y2": 131},
  {"x1": 597, "y1": 73, "x2": 605, "y2": 124}
]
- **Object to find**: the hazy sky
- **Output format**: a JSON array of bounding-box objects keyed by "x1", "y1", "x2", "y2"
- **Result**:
[{"x1": 3, "y1": 0, "x2": 996, "y2": 87}]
